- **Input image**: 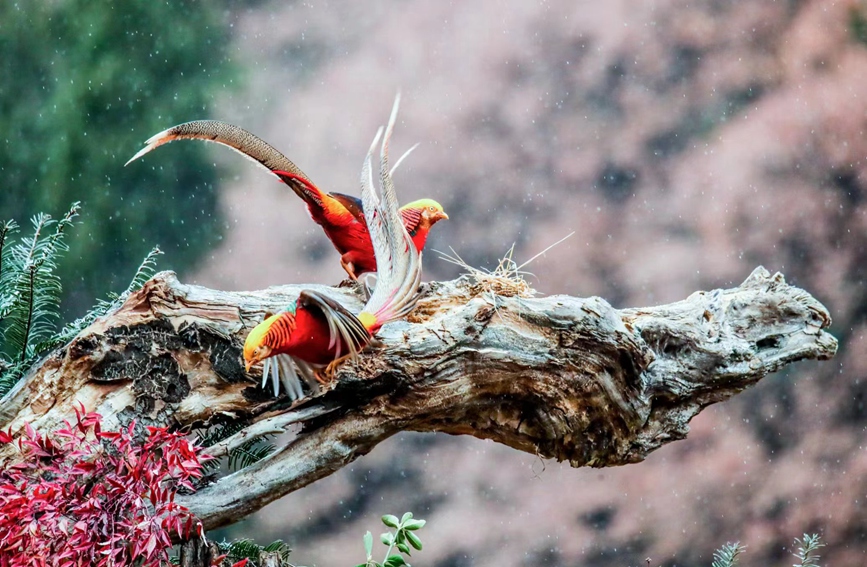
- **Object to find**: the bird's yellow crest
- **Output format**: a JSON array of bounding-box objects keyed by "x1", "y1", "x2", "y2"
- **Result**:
[{"x1": 402, "y1": 198, "x2": 446, "y2": 216}]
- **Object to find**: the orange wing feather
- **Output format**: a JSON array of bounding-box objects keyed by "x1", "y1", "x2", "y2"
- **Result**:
[
  {"x1": 273, "y1": 170, "x2": 357, "y2": 226},
  {"x1": 273, "y1": 170, "x2": 377, "y2": 274}
]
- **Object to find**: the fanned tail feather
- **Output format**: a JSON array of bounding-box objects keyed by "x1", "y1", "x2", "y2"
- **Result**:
[
  {"x1": 359, "y1": 94, "x2": 424, "y2": 331},
  {"x1": 380, "y1": 95, "x2": 423, "y2": 320}
]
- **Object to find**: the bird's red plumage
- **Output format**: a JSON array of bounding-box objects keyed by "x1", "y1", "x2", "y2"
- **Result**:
[
  {"x1": 264, "y1": 305, "x2": 347, "y2": 366},
  {"x1": 274, "y1": 170, "x2": 436, "y2": 278}
]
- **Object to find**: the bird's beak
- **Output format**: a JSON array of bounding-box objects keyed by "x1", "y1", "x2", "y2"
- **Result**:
[
  {"x1": 244, "y1": 346, "x2": 272, "y2": 373},
  {"x1": 437, "y1": 211, "x2": 449, "y2": 221}
]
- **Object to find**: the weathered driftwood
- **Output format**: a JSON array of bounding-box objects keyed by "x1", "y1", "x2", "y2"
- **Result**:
[{"x1": 0, "y1": 267, "x2": 837, "y2": 532}]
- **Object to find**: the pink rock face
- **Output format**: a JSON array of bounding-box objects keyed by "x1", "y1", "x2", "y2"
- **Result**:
[{"x1": 195, "y1": 1, "x2": 867, "y2": 565}]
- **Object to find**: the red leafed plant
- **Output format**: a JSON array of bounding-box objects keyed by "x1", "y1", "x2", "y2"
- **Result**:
[{"x1": 0, "y1": 406, "x2": 206, "y2": 567}]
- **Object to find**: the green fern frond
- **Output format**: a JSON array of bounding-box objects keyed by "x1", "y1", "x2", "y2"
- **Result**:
[
  {"x1": 196, "y1": 421, "x2": 276, "y2": 473},
  {"x1": 1, "y1": 212, "x2": 54, "y2": 350},
  {"x1": 120, "y1": 245, "x2": 163, "y2": 297},
  {"x1": 793, "y1": 534, "x2": 824, "y2": 567},
  {"x1": 224, "y1": 539, "x2": 264, "y2": 559},
  {"x1": 0, "y1": 219, "x2": 19, "y2": 292},
  {"x1": 711, "y1": 542, "x2": 745, "y2": 567},
  {"x1": 227, "y1": 439, "x2": 276, "y2": 471},
  {"x1": 197, "y1": 421, "x2": 246, "y2": 448},
  {"x1": 261, "y1": 540, "x2": 292, "y2": 558},
  {"x1": 0, "y1": 207, "x2": 162, "y2": 398},
  {"x1": 0, "y1": 219, "x2": 20, "y2": 335},
  {"x1": 1, "y1": 203, "x2": 79, "y2": 362},
  {"x1": 196, "y1": 421, "x2": 246, "y2": 475}
]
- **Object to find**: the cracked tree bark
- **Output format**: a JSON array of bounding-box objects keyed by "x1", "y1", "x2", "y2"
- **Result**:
[{"x1": 0, "y1": 266, "x2": 837, "y2": 539}]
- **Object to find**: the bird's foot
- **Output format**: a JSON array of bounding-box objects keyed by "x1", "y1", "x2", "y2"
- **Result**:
[
  {"x1": 314, "y1": 369, "x2": 330, "y2": 385},
  {"x1": 317, "y1": 354, "x2": 353, "y2": 384}
]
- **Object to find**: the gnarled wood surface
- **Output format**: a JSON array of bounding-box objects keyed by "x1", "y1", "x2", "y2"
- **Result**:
[{"x1": 0, "y1": 267, "x2": 837, "y2": 531}]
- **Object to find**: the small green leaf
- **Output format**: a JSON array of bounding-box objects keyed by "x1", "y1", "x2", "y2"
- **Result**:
[
  {"x1": 354, "y1": 564, "x2": 367, "y2": 567},
  {"x1": 403, "y1": 519, "x2": 426, "y2": 531},
  {"x1": 397, "y1": 542, "x2": 411, "y2": 555},
  {"x1": 381, "y1": 532, "x2": 395, "y2": 546},
  {"x1": 364, "y1": 531, "x2": 373, "y2": 558},
  {"x1": 400, "y1": 512, "x2": 414, "y2": 523},
  {"x1": 382, "y1": 514, "x2": 400, "y2": 528},
  {"x1": 396, "y1": 530, "x2": 406, "y2": 545},
  {"x1": 384, "y1": 555, "x2": 407, "y2": 567},
  {"x1": 406, "y1": 531, "x2": 423, "y2": 551}
]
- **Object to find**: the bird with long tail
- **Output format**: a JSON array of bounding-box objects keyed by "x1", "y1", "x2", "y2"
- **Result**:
[
  {"x1": 125, "y1": 107, "x2": 447, "y2": 280},
  {"x1": 240, "y1": 97, "x2": 423, "y2": 401}
]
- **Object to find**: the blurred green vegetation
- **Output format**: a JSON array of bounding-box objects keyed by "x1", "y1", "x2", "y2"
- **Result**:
[
  {"x1": 852, "y1": 3, "x2": 867, "y2": 46},
  {"x1": 0, "y1": 0, "x2": 237, "y2": 316}
]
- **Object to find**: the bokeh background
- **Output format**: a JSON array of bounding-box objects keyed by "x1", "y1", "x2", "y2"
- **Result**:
[{"x1": 4, "y1": 1, "x2": 867, "y2": 565}]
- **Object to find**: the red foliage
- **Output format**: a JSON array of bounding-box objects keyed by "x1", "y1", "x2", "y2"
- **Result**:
[{"x1": 0, "y1": 406, "x2": 205, "y2": 567}]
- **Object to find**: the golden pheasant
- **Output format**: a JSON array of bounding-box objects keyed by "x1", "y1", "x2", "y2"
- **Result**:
[{"x1": 126, "y1": 109, "x2": 447, "y2": 280}]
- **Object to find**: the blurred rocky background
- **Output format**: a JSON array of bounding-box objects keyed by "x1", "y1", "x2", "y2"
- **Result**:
[{"x1": 5, "y1": 0, "x2": 867, "y2": 565}]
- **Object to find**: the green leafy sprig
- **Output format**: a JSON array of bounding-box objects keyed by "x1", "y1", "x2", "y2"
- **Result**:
[
  {"x1": 707, "y1": 534, "x2": 824, "y2": 567},
  {"x1": 793, "y1": 534, "x2": 824, "y2": 567},
  {"x1": 357, "y1": 512, "x2": 426, "y2": 567}
]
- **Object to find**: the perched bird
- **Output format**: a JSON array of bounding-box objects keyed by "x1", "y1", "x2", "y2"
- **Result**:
[
  {"x1": 126, "y1": 111, "x2": 448, "y2": 280},
  {"x1": 242, "y1": 97, "x2": 423, "y2": 400}
]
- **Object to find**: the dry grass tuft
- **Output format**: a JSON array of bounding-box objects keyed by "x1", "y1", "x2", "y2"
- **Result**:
[
  {"x1": 436, "y1": 232, "x2": 574, "y2": 301},
  {"x1": 438, "y1": 245, "x2": 535, "y2": 299}
]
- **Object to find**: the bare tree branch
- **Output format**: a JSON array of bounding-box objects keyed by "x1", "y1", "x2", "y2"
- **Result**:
[{"x1": 0, "y1": 267, "x2": 837, "y2": 533}]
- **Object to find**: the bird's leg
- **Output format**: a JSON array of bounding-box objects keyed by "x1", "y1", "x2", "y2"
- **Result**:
[
  {"x1": 316, "y1": 354, "x2": 353, "y2": 384},
  {"x1": 340, "y1": 256, "x2": 358, "y2": 281}
]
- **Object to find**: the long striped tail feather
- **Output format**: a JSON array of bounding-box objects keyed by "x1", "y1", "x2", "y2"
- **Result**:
[{"x1": 125, "y1": 120, "x2": 320, "y2": 204}]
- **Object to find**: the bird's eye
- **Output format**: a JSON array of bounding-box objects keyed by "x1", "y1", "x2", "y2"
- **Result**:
[{"x1": 429, "y1": 206, "x2": 436, "y2": 212}]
